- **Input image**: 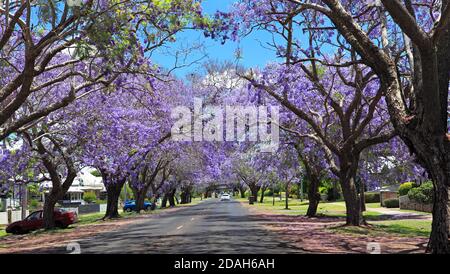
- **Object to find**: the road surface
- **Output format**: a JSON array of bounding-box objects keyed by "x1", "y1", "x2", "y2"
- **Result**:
[{"x1": 43, "y1": 199, "x2": 303, "y2": 254}]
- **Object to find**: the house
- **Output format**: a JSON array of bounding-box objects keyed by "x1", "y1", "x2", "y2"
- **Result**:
[
  {"x1": 379, "y1": 184, "x2": 400, "y2": 207},
  {"x1": 40, "y1": 167, "x2": 106, "y2": 206}
]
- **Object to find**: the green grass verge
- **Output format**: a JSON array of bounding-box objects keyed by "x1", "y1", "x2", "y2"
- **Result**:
[
  {"x1": 0, "y1": 226, "x2": 6, "y2": 238},
  {"x1": 365, "y1": 203, "x2": 382, "y2": 208},
  {"x1": 76, "y1": 212, "x2": 106, "y2": 226},
  {"x1": 238, "y1": 198, "x2": 430, "y2": 220},
  {"x1": 237, "y1": 197, "x2": 430, "y2": 237},
  {"x1": 330, "y1": 219, "x2": 431, "y2": 238},
  {"x1": 237, "y1": 197, "x2": 382, "y2": 218},
  {"x1": 177, "y1": 197, "x2": 204, "y2": 207},
  {"x1": 0, "y1": 199, "x2": 203, "y2": 238},
  {"x1": 373, "y1": 220, "x2": 431, "y2": 237}
]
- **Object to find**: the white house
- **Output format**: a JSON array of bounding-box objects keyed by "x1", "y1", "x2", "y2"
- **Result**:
[{"x1": 40, "y1": 167, "x2": 105, "y2": 205}]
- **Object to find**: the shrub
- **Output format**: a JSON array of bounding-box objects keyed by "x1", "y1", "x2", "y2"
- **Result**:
[
  {"x1": 264, "y1": 189, "x2": 273, "y2": 197},
  {"x1": 319, "y1": 187, "x2": 328, "y2": 194},
  {"x1": 384, "y1": 198, "x2": 400, "y2": 208},
  {"x1": 290, "y1": 184, "x2": 297, "y2": 195},
  {"x1": 399, "y1": 182, "x2": 414, "y2": 196},
  {"x1": 120, "y1": 184, "x2": 134, "y2": 200},
  {"x1": 326, "y1": 187, "x2": 340, "y2": 201},
  {"x1": 29, "y1": 199, "x2": 39, "y2": 209},
  {"x1": 365, "y1": 192, "x2": 380, "y2": 203},
  {"x1": 83, "y1": 191, "x2": 97, "y2": 204},
  {"x1": 408, "y1": 181, "x2": 434, "y2": 204}
]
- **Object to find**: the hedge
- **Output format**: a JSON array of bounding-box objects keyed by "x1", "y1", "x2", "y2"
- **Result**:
[
  {"x1": 408, "y1": 181, "x2": 433, "y2": 204},
  {"x1": 399, "y1": 182, "x2": 414, "y2": 196},
  {"x1": 365, "y1": 192, "x2": 380, "y2": 203},
  {"x1": 384, "y1": 198, "x2": 400, "y2": 208}
]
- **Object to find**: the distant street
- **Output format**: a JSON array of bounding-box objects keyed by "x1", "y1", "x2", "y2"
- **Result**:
[{"x1": 39, "y1": 199, "x2": 304, "y2": 254}]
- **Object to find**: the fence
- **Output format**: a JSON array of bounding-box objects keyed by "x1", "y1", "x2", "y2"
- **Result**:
[
  {"x1": 0, "y1": 204, "x2": 107, "y2": 225},
  {"x1": 63, "y1": 204, "x2": 107, "y2": 215},
  {"x1": 399, "y1": 195, "x2": 433, "y2": 213},
  {"x1": 0, "y1": 210, "x2": 30, "y2": 225}
]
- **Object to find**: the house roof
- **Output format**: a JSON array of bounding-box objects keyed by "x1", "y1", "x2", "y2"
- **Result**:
[
  {"x1": 379, "y1": 184, "x2": 400, "y2": 193},
  {"x1": 40, "y1": 167, "x2": 105, "y2": 193}
]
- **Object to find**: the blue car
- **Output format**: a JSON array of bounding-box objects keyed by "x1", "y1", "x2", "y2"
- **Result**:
[{"x1": 123, "y1": 200, "x2": 152, "y2": 212}]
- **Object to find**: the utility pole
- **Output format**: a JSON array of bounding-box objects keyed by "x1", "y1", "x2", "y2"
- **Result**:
[
  {"x1": 21, "y1": 184, "x2": 28, "y2": 220},
  {"x1": 299, "y1": 180, "x2": 304, "y2": 202},
  {"x1": 123, "y1": 181, "x2": 128, "y2": 202},
  {"x1": 272, "y1": 183, "x2": 275, "y2": 206}
]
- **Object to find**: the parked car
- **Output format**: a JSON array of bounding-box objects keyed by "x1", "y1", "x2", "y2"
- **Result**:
[
  {"x1": 6, "y1": 209, "x2": 78, "y2": 235},
  {"x1": 123, "y1": 200, "x2": 152, "y2": 212},
  {"x1": 220, "y1": 193, "x2": 231, "y2": 201}
]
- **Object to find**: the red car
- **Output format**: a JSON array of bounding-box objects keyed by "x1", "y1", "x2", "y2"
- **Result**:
[{"x1": 6, "y1": 209, "x2": 78, "y2": 234}]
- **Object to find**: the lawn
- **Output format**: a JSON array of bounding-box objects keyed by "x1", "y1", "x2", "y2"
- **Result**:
[
  {"x1": 177, "y1": 197, "x2": 205, "y2": 207},
  {"x1": 238, "y1": 196, "x2": 432, "y2": 237},
  {"x1": 0, "y1": 226, "x2": 6, "y2": 238},
  {"x1": 330, "y1": 219, "x2": 432, "y2": 238},
  {"x1": 76, "y1": 212, "x2": 106, "y2": 226},
  {"x1": 237, "y1": 197, "x2": 382, "y2": 219}
]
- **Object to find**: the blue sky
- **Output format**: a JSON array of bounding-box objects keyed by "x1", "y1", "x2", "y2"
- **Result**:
[{"x1": 151, "y1": 0, "x2": 279, "y2": 78}]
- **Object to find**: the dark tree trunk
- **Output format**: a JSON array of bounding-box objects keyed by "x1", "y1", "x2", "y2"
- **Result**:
[
  {"x1": 161, "y1": 195, "x2": 168, "y2": 208},
  {"x1": 181, "y1": 191, "x2": 191, "y2": 204},
  {"x1": 238, "y1": 186, "x2": 246, "y2": 198},
  {"x1": 135, "y1": 190, "x2": 146, "y2": 212},
  {"x1": 360, "y1": 183, "x2": 367, "y2": 212},
  {"x1": 339, "y1": 155, "x2": 364, "y2": 226},
  {"x1": 249, "y1": 184, "x2": 260, "y2": 203},
  {"x1": 259, "y1": 185, "x2": 267, "y2": 203},
  {"x1": 168, "y1": 189, "x2": 176, "y2": 207},
  {"x1": 285, "y1": 183, "x2": 289, "y2": 210},
  {"x1": 429, "y1": 182, "x2": 450, "y2": 253},
  {"x1": 151, "y1": 195, "x2": 158, "y2": 210},
  {"x1": 427, "y1": 8, "x2": 450, "y2": 253},
  {"x1": 180, "y1": 186, "x2": 192, "y2": 204},
  {"x1": 306, "y1": 177, "x2": 321, "y2": 217},
  {"x1": 36, "y1": 138, "x2": 77, "y2": 230},
  {"x1": 42, "y1": 178, "x2": 76, "y2": 230},
  {"x1": 43, "y1": 195, "x2": 58, "y2": 229},
  {"x1": 380, "y1": 55, "x2": 450, "y2": 252},
  {"x1": 341, "y1": 178, "x2": 363, "y2": 226},
  {"x1": 272, "y1": 186, "x2": 276, "y2": 206},
  {"x1": 412, "y1": 137, "x2": 450, "y2": 253},
  {"x1": 300, "y1": 155, "x2": 322, "y2": 218},
  {"x1": 180, "y1": 192, "x2": 186, "y2": 204},
  {"x1": 385, "y1": 57, "x2": 450, "y2": 252},
  {"x1": 333, "y1": 181, "x2": 339, "y2": 201},
  {"x1": 104, "y1": 179, "x2": 125, "y2": 219},
  {"x1": 134, "y1": 185, "x2": 151, "y2": 212}
]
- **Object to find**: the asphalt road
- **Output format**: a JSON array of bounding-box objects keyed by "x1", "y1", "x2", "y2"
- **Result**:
[{"x1": 48, "y1": 199, "x2": 303, "y2": 254}]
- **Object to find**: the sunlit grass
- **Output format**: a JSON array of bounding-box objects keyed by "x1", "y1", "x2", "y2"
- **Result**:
[
  {"x1": 373, "y1": 220, "x2": 431, "y2": 237},
  {"x1": 0, "y1": 226, "x2": 6, "y2": 238},
  {"x1": 330, "y1": 219, "x2": 431, "y2": 238},
  {"x1": 250, "y1": 198, "x2": 432, "y2": 237},
  {"x1": 365, "y1": 203, "x2": 382, "y2": 208},
  {"x1": 237, "y1": 197, "x2": 350, "y2": 216},
  {"x1": 177, "y1": 197, "x2": 204, "y2": 207},
  {"x1": 76, "y1": 212, "x2": 106, "y2": 226}
]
